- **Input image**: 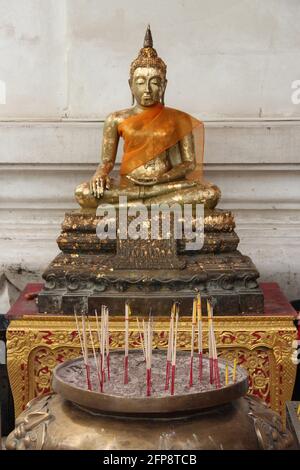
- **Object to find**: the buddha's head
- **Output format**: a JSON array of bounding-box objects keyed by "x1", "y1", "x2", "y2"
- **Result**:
[{"x1": 129, "y1": 26, "x2": 167, "y2": 107}]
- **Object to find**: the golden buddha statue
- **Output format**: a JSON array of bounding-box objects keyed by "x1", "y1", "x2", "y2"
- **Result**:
[
  {"x1": 38, "y1": 26, "x2": 264, "y2": 317},
  {"x1": 75, "y1": 26, "x2": 220, "y2": 211}
]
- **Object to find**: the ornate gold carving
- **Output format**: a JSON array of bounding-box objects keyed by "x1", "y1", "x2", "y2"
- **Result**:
[{"x1": 7, "y1": 314, "x2": 296, "y2": 419}]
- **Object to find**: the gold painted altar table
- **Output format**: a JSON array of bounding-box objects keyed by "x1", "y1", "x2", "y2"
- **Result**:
[{"x1": 6, "y1": 282, "x2": 297, "y2": 419}]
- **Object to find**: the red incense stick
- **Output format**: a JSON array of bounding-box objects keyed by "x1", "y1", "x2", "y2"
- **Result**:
[
  {"x1": 208, "y1": 301, "x2": 220, "y2": 388},
  {"x1": 197, "y1": 294, "x2": 203, "y2": 382},
  {"x1": 170, "y1": 305, "x2": 179, "y2": 396},
  {"x1": 136, "y1": 317, "x2": 146, "y2": 361},
  {"x1": 165, "y1": 304, "x2": 175, "y2": 391},
  {"x1": 81, "y1": 314, "x2": 92, "y2": 391},
  {"x1": 124, "y1": 302, "x2": 130, "y2": 384},
  {"x1": 211, "y1": 328, "x2": 220, "y2": 388},
  {"x1": 105, "y1": 306, "x2": 110, "y2": 381},
  {"x1": 207, "y1": 301, "x2": 214, "y2": 385},
  {"x1": 101, "y1": 305, "x2": 106, "y2": 386},
  {"x1": 94, "y1": 309, "x2": 103, "y2": 392},
  {"x1": 75, "y1": 311, "x2": 92, "y2": 391},
  {"x1": 143, "y1": 319, "x2": 152, "y2": 396},
  {"x1": 189, "y1": 299, "x2": 197, "y2": 387},
  {"x1": 147, "y1": 321, "x2": 152, "y2": 396},
  {"x1": 87, "y1": 317, "x2": 102, "y2": 392}
]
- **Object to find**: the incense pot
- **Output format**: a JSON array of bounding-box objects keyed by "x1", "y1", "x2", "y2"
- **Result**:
[
  {"x1": 6, "y1": 351, "x2": 295, "y2": 450},
  {"x1": 52, "y1": 352, "x2": 247, "y2": 414}
]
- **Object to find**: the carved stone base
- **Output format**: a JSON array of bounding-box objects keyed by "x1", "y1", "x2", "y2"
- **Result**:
[
  {"x1": 57, "y1": 208, "x2": 239, "y2": 255},
  {"x1": 37, "y1": 207, "x2": 264, "y2": 316},
  {"x1": 38, "y1": 250, "x2": 264, "y2": 316}
]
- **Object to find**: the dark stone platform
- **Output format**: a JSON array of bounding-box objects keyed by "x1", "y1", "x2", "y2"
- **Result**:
[{"x1": 37, "y1": 209, "x2": 264, "y2": 316}]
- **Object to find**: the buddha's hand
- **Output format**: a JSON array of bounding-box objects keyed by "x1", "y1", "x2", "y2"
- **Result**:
[
  {"x1": 90, "y1": 172, "x2": 111, "y2": 198},
  {"x1": 126, "y1": 175, "x2": 158, "y2": 186}
]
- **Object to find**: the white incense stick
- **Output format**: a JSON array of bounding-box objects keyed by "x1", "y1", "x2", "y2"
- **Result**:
[
  {"x1": 81, "y1": 314, "x2": 92, "y2": 390},
  {"x1": 165, "y1": 305, "x2": 175, "y2": 393},
  {"x1": 197, "y1": 294, "x2": 203, "y2": 382},
  {"x1": 136, "y1": 317, "x2": 146, "y2": 360},
  {"x1": 81, "y1": 314, "x2": 88, "y2": 364},
  {"x1": 101, "y1": 305, "x2": 105, "y2": 370},
  {"x1": 87, "y1": 317, "x2": 101, "y2": 390},
  {"x1": 173, "y1": 308, "x2": 179, "y2": 367},
  {"x1": 94, "y1": 309, "x2": 102, "y2": 355},
  {"x1": 170, "y1": 305, "x2": 179, "y2": 395},
  {"x1": 124, "y1": 302, "x2": 130, "y2": 384},
  {"x1": 105, "y1": 306, "x2": 110, "y2": 380},
  {"x1": 189, "y1": 299, "x2": 196, "y2": 386},
  {"x1": 74, "y1": 312, "x2": 85, "y2": 359}
]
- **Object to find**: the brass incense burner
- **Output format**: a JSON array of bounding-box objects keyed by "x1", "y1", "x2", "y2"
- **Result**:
[
  {"x1": 52, "y1": 352, "x2": 248, "y2": 415},
  {"x1": 6, "y1": 351, "x2": 296, "y2": 450}
]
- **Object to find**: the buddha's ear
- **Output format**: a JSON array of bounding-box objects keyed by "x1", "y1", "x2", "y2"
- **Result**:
[
  {"x1": 161, "y1": 79, "x2": 167, "y2": 105},
  {"x1": 128, "y1": 79, "x2": 135, "y2": 105},
  {"x1": 162, "y1": 78, "x2": 167, "y2": 94}
]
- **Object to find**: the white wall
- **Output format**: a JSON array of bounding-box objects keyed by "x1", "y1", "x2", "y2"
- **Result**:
[{"x1": 0, "y1": 0, "x2": 300, "y2": 310}]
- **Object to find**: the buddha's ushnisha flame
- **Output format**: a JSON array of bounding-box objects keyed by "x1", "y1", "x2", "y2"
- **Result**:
[{"x1": 130, "y1": 25, "x2": 167, "y2": 79}]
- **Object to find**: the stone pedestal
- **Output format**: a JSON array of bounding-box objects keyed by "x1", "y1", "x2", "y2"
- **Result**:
[{"x1": 37, "y1": 209, "x2": 264, "y2": 316}]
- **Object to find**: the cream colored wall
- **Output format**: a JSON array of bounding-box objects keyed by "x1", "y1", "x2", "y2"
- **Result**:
[
  {"x1": 1, "y1": 0, "x2": 300, "y2": 120},
  {"x1": 0, "y1": 0, "x2": 300, "y2": 310}
]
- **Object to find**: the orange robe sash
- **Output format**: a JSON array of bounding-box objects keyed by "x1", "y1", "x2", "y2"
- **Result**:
[{"x1": 118, "y1": 104, "x2": 203, "y2": 176}]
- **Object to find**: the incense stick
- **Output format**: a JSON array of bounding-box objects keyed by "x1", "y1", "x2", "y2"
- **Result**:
[
  {"x1": 165, "y1": 304, "x2": 175, "y2": 391},
  {"x1": 81, "y1": 314, "x2": 92, "y2": 391},
  {"x1": 136, "y1": 317, "x2": 146, "y2": 360},
  {"x1": 94, "y1": 309, "x2": 103, "y2": 392},
  {"x1": 197, "y1": 294, "x2": 203, "y2": 383},
  {"x1": 147, "y1": 320, "x2": 152, "y2": 396},
  {"x1": 189, "y1": 299, "x2": 197, "y2": 387},
  {"x1": 87, "y1": 317, "x2": 102, "y2": 391},
  {"x1": 75, "y1": 311, "x2": 93, "y2": 391},
  {"x1": 124, "y1": 302, "x2": 129, "y2": 384},
  {"x1": 171, "y1": 304, "x2": 179, "y2": 396},
  {"x1": 105, "y1": 306, "x2": 110, "y2": 381},
  {"x1": 74, "y1": 312, "x2": 85, "y2": 359},
  {"x1": 143, "y1": 319, "x2": 152, "y2": 396},
  {"x1": 101, "y1": 305, "x2": 106, "y2": 386},
  {"x1": 207, "y1": 301, "x2": 214, "y2": 385},
  {"x1": 209, "y1": 303, "x2": 221, "y2": 388}
]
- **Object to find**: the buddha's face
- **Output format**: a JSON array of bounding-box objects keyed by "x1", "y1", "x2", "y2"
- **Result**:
[{"x1": 130, "y1": 67, "x2": 167, "y2": 107}]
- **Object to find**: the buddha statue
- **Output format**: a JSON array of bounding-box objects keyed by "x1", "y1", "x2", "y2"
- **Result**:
[
  {"x1": 75, "y1": 26, "x2": 220, "y2": 211},
  {"x1": 37, "y1": 26, "x2": 264, "y2": 317}
]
